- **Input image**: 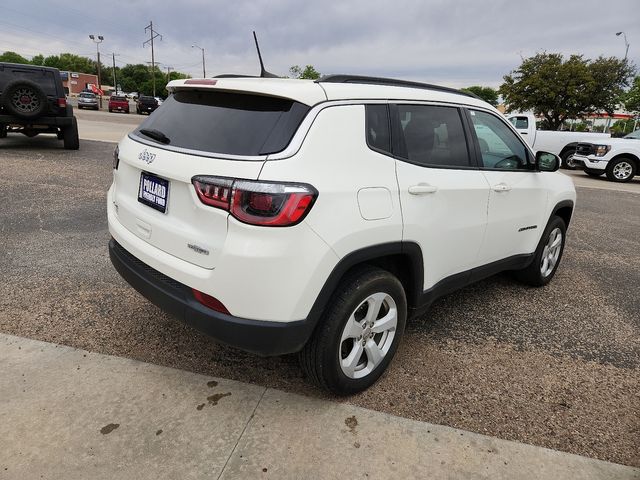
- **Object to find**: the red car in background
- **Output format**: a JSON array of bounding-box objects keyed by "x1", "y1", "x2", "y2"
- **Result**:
[{"x1": 108, "y1": 95, "x2": 129, "y2": 114}]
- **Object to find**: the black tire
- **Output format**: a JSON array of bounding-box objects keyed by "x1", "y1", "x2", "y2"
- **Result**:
[
  {"x1": 514, "y1": 216, "x2": 566, "y2": 287},
  {"x1": 63, "y1": 117, "x2": 79, "y2": 150},
  {"x1": 0, "y1": 124, "x2": 6, "y2": 139},
  {"x1": 584, "y1": 168, "x2": 604, "y2": 177},
  {"x1": 0, "y1": 79, "x2": 47, "y2": 119},
  {"x1": 109, "y1": 108, "x2": 112, "y2": 113},
  {"x1": 605, "y1": 157, "x2": 636, "y2": 183},
  {"x1": 299, "y1": 266, "x2": 407, "y2": 395},
  {"x1": 561, "y1": 150, "x2": 578, "y2": 170}
]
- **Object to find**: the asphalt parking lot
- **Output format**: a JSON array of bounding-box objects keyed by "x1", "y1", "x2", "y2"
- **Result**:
[{"x1": 0, "y1": 135, "x2": 638, "y2": 467}]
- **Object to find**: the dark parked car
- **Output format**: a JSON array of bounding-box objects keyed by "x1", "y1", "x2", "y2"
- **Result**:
[
  {"x1": 109, "y1": 95, "x2": 129, "y2": 113},
  {"x1": 0, "y1": 62, "x2": 79, "y2": 149},
  {"x1": 136, "y1": 95, "x2": 159, "y2": 115}
]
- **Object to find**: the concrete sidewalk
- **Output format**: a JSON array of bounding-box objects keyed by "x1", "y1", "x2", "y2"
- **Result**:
[{"x1": 0, "y1": 334, "x2": 637, "y2": 480}]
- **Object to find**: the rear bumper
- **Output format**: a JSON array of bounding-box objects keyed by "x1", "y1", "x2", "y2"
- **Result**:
[
  {"x1": 108, "y1": 238, "x2": 315, "y2": 356},
  {"x1": 0, "y1": 114, "x2": 73, "y2": 127}
]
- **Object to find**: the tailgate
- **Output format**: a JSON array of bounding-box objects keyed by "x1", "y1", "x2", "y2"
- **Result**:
[{"x1": 113, "y1": 138, "x2": 264, "y2": 269}]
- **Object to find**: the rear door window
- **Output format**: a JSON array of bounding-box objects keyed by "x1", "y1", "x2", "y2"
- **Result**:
[
  {"x1": 133, "y1": 90, "x2": 310, "y2": 157},
  {"x1": 394, "y1": 104, "x2": 471, "y2": 168}
]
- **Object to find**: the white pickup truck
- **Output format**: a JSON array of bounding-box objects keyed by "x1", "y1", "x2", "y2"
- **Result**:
[
  {"x1": 572, "y1": 129, "x2": 640, "y2": 182},
  {"x1": 507, "y1": 113, "x2": 610, "y2": 169}
]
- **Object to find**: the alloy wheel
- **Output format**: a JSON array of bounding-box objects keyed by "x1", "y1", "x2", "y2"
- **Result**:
[
  {"x1": 339, "y1": 292, "x2": 398, "y2": 379},
  {"x1": 540, "y1": 227, "x2": 563, "y2": 277},
  {"x1": 613, "y1": 161, "x2": 633, "y2": 180}
]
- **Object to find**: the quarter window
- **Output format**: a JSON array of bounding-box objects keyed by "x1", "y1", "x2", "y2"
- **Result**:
[
  {"x1": 470, "y1": 110, "x2": 530, "y2": 170},
  {"x1": 395, "y1": 105, "x2": 470, "y2": 168},
  {"x1": 365, "y1": 104, "x2": 391, "y2": 155}
]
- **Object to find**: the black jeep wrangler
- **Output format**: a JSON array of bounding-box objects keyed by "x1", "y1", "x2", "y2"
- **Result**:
[{"x1": 0, "y1": 62, "x2": 79, "y2": 150}]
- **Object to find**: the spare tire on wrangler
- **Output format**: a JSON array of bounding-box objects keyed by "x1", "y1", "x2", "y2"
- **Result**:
[{"x1": 1, "y1": 79, "x2": 47, "y2": 119}]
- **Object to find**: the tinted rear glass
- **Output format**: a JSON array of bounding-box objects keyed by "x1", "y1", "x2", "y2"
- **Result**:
[
  {"x1": 111, "y1": 96, "x2": 126, "y2": 101},
  {"x1": 80, "y1": 93, "x2": 95, "y2": 98},
  {"x1": 139, "y1": 96, "x2": 156, "y2": 103},
  {"x1": 133, "y1": 90, "x2": 310, "y2": 156},
  {"x1": 0, "y1": 66, "x2": 57, "y2": 95}
]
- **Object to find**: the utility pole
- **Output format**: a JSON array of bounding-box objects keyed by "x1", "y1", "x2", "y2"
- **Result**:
[
  {"x1": 166, "y1": 66, "x2": 173, "y2": 83},
  {"x1": 192, "y1": 44, "x2": 206, "y2": 77},
  {"x1": 89, "y1": 34, "x2": 104, "y2": 108},
  {"x1": 143, "y1": 21, "x2": 162, "y2": 97},
  {"x1": 111, "y1": 53, "x2": 120, "y2": 94}
]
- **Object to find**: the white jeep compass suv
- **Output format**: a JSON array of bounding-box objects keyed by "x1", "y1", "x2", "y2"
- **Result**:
[{"x1": 108, "y1": 75, "x2": 576, "y2": 394}]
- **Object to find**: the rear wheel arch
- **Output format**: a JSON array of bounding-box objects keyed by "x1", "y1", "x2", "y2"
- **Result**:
[{"x1": 305, "y1": 242, "x2": 423, "y2": 330}]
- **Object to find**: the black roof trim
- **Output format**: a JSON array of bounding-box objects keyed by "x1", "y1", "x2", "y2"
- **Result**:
[
  {"x1": 316, "y1": 74, "x2": 481, "y2": 100},
  {"x1": 0, "y1": 62, "x2": 61, "y2": 74}
]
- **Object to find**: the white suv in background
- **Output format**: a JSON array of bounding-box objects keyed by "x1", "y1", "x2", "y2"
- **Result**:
[{"x1": 107, "y1": 75, "x2": 576, "y2": 394}]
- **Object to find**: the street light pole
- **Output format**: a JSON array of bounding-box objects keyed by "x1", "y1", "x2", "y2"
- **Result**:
[
  {"x1": 616, "y1": 31, "x2": 630, "y2": 61},
  {"x1": 89, "y1": 35, "x2": 104, "y2": 108},
  {"x1": 192, "y1": 44, "x2": 206, "y2": 77}
]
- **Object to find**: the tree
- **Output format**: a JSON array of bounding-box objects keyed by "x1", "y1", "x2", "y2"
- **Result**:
[
  {"x1": 30, "y1": 54, "x2": 45, "y2": 66},
  {"x1": 461, "y1": 86, "x2": 498, "y2": 106},
  {"x1": 624, "y1": 76, "x2": 640, "y2": 115},
  {"x1": 500, "y1": 52, "x2": 635, "y2": 130},
  {"x1": 118, "y1": 64, "x2": 152, "y2": 93},
  {"x1": 43, "y1": 53, "x2": 97, "y2": 74},
  {"x1": 0, "y1": 51, "x2": 30, "y2": 64},
  {"x1": 610, "y1": 119, "x2": 634, "y2": 136},
  {"x1": 289, "y1": 65, "x2": 321, "y2": 80}
]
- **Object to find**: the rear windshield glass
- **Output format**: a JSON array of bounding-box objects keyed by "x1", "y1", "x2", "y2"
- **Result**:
[
  {"x1": 111, "y1": 96, "x2": 126, "y2": 101},
  {"x1": 0, "y1": 67, "x2": 57, "y2": 95},
  {"x1": 133, "y1": 90, "x2": 310, "y2": 156},
  {"x1": 80, "y1": 92, "x2": 95, "y2": 98}
]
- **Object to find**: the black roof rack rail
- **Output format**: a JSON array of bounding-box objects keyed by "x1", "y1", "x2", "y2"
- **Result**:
[{"x1": 316, "y1": 74, "x2": 481, "y2": 100}]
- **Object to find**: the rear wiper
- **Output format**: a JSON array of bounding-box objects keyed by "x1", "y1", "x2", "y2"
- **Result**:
[{"x1": 139, "y1": 128, "x2": 170, "y2": 144}]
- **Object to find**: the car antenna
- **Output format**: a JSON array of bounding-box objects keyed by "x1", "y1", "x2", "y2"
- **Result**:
[{"x1": 253, "y1": 31, "x2": 278, "y2": 78}]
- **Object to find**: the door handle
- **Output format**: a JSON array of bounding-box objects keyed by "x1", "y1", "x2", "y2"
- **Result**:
[
  {"x1": 492, "y1": 183, "x2": 512, "y2": 192},
  {"x1": 408, "y1": 184, "x2": 438, "y2": 195}
]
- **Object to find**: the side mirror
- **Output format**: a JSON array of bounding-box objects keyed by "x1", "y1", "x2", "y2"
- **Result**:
[{"x1": 536, "y1": 151, "x2": 560, "y2": 172}]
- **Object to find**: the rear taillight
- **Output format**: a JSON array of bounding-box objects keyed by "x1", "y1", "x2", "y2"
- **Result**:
[
  {"x1": 57, "y1": 97, "x2": 67, "y2": 108},
  {"x1": 193, "y1": 177, "x2": 233, "y2": 209},
  {"x1": 113, "y1": 145, "x2": 120, "y2": 170},
  {"x1": 192, "y1": 176, "x2": 317, "y2": 227}
]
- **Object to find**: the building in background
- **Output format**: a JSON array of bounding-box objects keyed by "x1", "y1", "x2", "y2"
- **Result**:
[{"x1": 60, "y1": 71, "x2": 98, "y2": 95}]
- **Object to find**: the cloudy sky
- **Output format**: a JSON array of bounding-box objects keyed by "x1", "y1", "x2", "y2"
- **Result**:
[{"x1": 1, "y1": 0, "x2": 637, "y2": 88}]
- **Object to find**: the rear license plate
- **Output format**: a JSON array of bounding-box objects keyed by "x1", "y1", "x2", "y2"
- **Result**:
[{"x1": 138, "y1": 172, "x2": 169, "y2": 213}]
